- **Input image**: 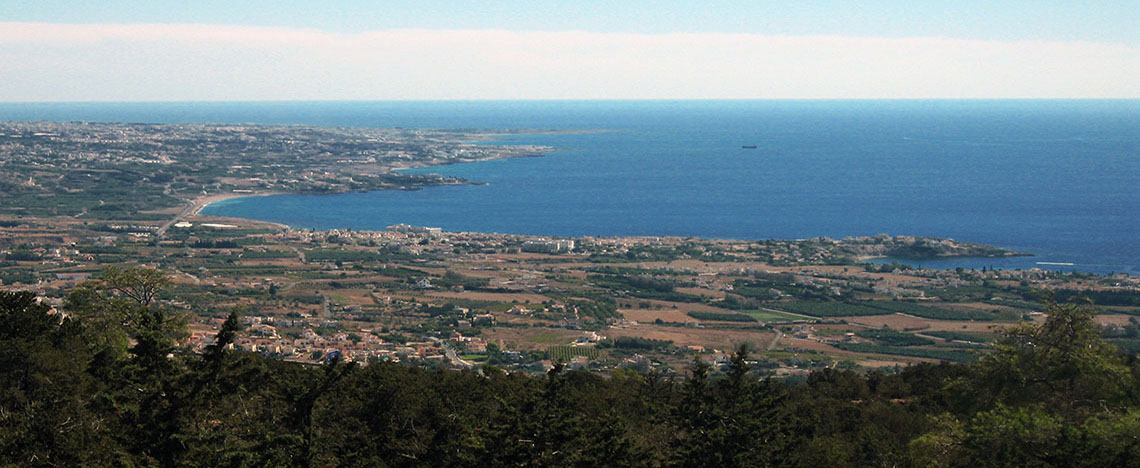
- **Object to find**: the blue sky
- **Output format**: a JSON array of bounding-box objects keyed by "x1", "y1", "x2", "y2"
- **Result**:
[
  {"x1": 4, "y1": 0, "x2": 1137, "y2": 42},
  {"x1": 0, "y1": 1, "x2": 1136, "y2": 100}
]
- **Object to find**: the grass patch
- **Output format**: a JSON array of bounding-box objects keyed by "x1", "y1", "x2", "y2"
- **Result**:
[
  {"x1": 528, "y1": 331, "x2": 569, "y2": 345},
  {"x1": 743, "y1": 310, "x2": 804, "y2": 322},
  {"x1": 1110, "y1": 339, "x2": 1140, "y2": 354},
  {"x1": 832, "y1": 343, "x2": 978, "y2": 362},
  {"x1": 772, "y1": 301, "x2": 892, "y2": 317},
  {"x1": 855, "y1": 329, "x2": 935, "y2": 347},
  {"x1": 923, "y1": 330, "x2": 997, "y2": 343}
]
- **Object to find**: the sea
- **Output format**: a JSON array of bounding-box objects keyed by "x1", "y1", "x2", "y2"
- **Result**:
[{"x1": 2, "y1": 100, "x2": 1137, "y2": 275}]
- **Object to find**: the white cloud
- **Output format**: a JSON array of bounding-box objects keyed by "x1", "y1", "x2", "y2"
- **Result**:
[{"x1": 1, "y1": 22, "x2": 1136, "y2": 101}]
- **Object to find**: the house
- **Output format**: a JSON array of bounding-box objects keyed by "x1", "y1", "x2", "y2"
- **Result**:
[
  {"x1": 576, "y1": 331, "x2": 604, "y2": 344},
  {"x1": 54, "y1": 272, "x2": 91, "y2": 282}
]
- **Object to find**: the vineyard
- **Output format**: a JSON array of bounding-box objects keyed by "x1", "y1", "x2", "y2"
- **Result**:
[{"x1": 548, "y1": 345, "x2": 600, "y2": 362}]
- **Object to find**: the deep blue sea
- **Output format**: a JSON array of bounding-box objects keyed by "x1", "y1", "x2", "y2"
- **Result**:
[{"x1": 2, "y1": 100, "x2": 1137, "y2": 274}]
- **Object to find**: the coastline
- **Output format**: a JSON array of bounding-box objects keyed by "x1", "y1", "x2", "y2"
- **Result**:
[
  {"x1": 191, "y1": 192, "x2": 285, "y2": 216},
  {"x1": 194, "y1": 191, "x2": 1034, "y2": 269},
  {"x1": 380, "y1": 128, "x2": 608, "y2": 172},
  {"x1": 195, "y1": 178, "x2": 1037, "y2": 268},
  {"x1": 103, "y1": 187, "x2": 1140, "y2": 275},
  {"x1": 197, "y1": 153, "x2": 547, "y2": 215},
  {"x1": 193, "y1": 182, "x2": 1049, "y2": 272},
  {"x1": 182, "y1": 192, "x2": 291, "y2": 231}
]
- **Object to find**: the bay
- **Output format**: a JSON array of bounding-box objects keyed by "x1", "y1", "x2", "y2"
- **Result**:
[{"x1": 2, "y1": 100, "x2": 1136, "y2": 274}]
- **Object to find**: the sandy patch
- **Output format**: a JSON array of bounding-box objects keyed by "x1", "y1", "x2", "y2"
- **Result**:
[
  {"x1": 919, "y1": 321, "x2": 1011, "y2": 333},
  {"x1": 419, "y1": 290, "x2": 550, "y2": 303},
  {"x1": 843, "y1": 313, "x2": 1013, "y2": 334},
  {"x1": 606, "y1": 324, "x2": 774, "y2": 350},
  {"x1": 483, "y1": 327, "x2": 581, "y2": 351},
  {"x1": 330, "y1": 289, "x2": 376, "y2": 305},
  {"x1": 845, "y1": 314, "x2": 929, "y2": 330},
  {"x1": 1096, "y1": 314, "x2": 1138, "y2": 326}
]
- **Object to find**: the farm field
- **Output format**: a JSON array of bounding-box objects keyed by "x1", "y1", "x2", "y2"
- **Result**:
[{"x1": 744, "y1": 309, "x2": 805, "y2": 322}]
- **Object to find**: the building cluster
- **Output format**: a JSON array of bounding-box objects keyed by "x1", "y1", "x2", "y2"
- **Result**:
[
  {"x1": 0, "y1": 121, "x2": 551, "y2": 172},
  {"x1": 521, "y1": 239, "x2": 575, "y2": 253},
  {"x1": 186, "y1": 314, "x2": 501, "y2": 366}
]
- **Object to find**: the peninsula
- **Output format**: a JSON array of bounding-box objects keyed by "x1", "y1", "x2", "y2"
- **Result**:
[{"x1": 0, "y1": 121, "x2": 554, "y2": 221}]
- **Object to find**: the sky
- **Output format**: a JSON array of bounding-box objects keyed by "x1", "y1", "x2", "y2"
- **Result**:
[{"x1": 1, "y1": 1, "x2": 1137, "y2": 101}]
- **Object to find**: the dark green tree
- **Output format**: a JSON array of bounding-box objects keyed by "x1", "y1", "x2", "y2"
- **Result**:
[
  {"x1": 0, "y1": 291, "x2": 117, "y2": 466},
  {"x1": 912, "y1": 299, "x2": 1140, "y2": 467}
]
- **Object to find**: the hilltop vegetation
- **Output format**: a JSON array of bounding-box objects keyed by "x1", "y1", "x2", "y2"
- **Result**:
[{"x1": 3, "y1": 282, "x2": 1139, "y2": 467}]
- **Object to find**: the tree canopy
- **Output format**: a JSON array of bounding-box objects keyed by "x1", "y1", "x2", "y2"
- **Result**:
[{"x1": 2, "y1": 279, "x2": 1138, "y2": 467}]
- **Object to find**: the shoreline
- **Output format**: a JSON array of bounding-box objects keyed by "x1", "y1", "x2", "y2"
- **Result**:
[
  {"x1": 180, "y1": 192, "x2": 291, "y2": 231},
  {"x1": 191, "y1": 191, "x2": 285, "y2": 216},
  {"x1": 192, "y1": 196, "x2": 1129, "y2": 274},
  {"x1": 380, "y1": 128, "x2": 610, "y2": 171},
  {"x1": 195, "y1": 191, "x2": 1040, "y2": 268},
  {"x1": 195, "y1": 194, "x2": 1037, "y2": 268}
]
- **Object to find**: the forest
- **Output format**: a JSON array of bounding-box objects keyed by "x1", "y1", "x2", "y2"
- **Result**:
[{"x1": 2, "y1": 268, "x2": 1139, "y2": 467}]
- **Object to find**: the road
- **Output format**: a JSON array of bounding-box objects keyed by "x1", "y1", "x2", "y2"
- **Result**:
[
  {"x1": 155, "y1": 191, "x2": 286, "y2": 238},
  {"x1": 155, "y1": 198, "x2": 200, "y2": 239},
  {"x1": 767, "y1": 332, "x2": 783, "y2": 351},
  {"x1": 443, "y1": 345, "x2": 475, "y2": 368}
]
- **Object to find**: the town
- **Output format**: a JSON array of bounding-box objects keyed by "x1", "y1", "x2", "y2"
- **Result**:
[{"x1": 5, "y1": 214, "x2": 1139, "y2": 377}]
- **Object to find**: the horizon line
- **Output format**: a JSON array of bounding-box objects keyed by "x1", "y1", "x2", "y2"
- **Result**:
[{"x1": 3, "y1": 98, "x2": 1139, "y2": 105}]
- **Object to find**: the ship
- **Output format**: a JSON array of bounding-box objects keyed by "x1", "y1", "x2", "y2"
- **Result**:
[{"x1": 741, "y1": 145, "x2": 757, "y2": 149}]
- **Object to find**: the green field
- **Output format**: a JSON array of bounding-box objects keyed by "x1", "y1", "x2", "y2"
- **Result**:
[
  {"x1": 743, "y1": 309, "x2": 804, "y2": 322},
  {"x1": 528, "y1": 331, "x2": 572, "y2": 345},
  {"x1": 772, "y1": 301, "x2": 892, "y2": 317},
  {"x1": 867, "y1": 301, "x2": 1021, "y2": 321},
  {"x1": 923, "y1": 330, "x2": 997, "y2": 343},
  {"x1": 832, "y1": 343, "x2": 978, "y2": 362},
  {"x1": 686, "y1": 311, "x2": 757, "y2": 322}
]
